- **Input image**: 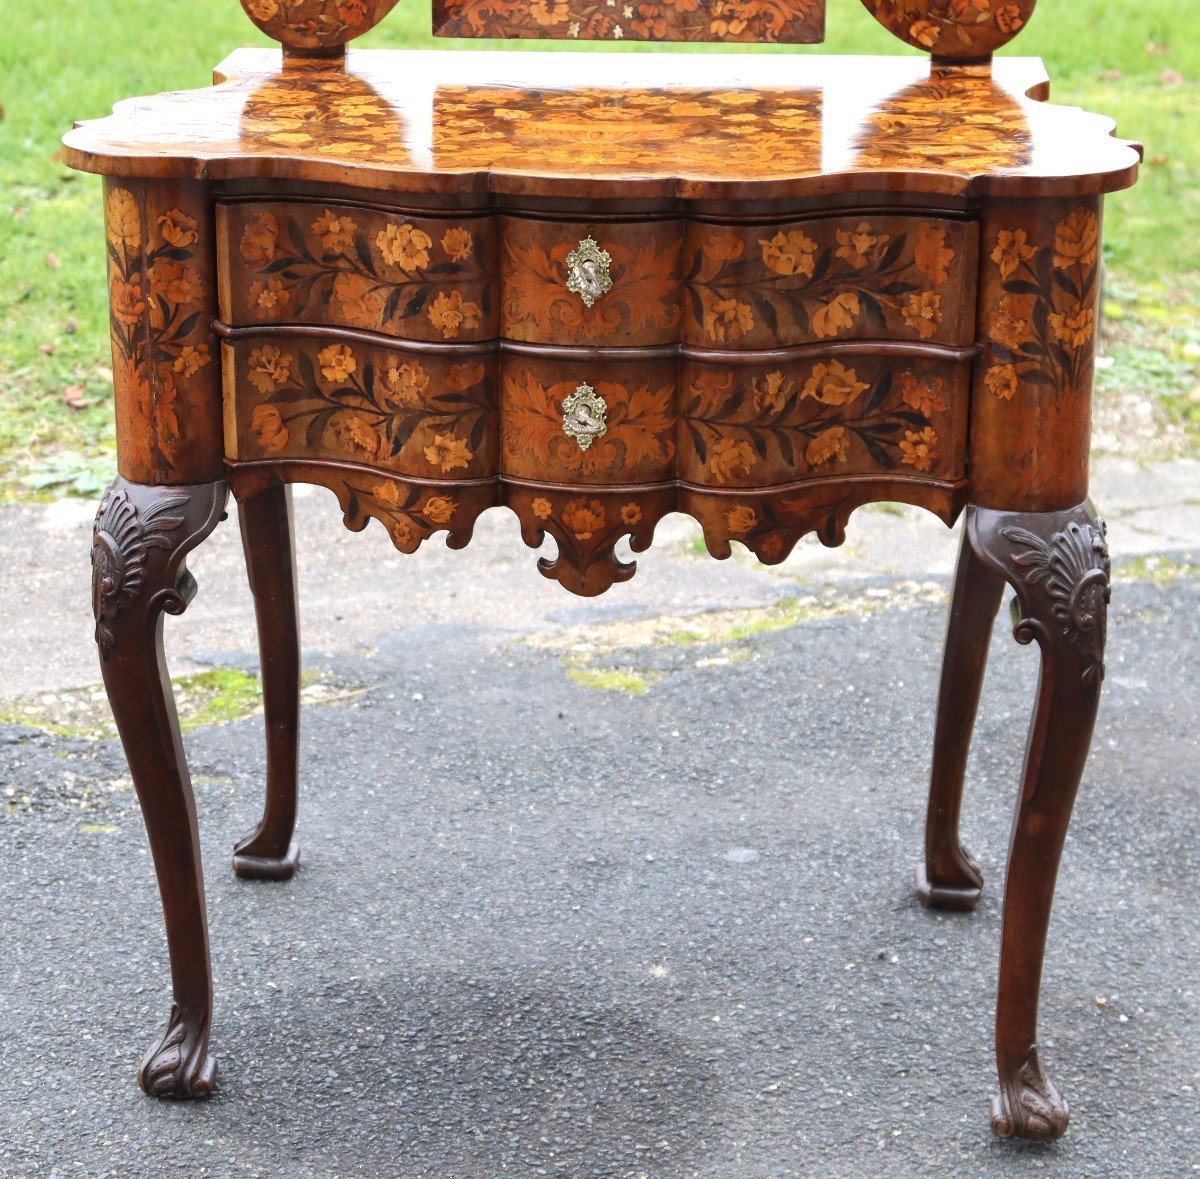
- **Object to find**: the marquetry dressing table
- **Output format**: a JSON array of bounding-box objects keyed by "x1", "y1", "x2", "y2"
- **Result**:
[{"x1": 63, "y1": 0, "x2": 1139, "y2": 1141}]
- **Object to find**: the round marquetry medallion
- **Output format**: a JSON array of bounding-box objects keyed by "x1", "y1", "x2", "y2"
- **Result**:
[
  {"x1": 240, "y1": 0, "x2": 401, "y2": 53},
  {"x1": 860, "y1": 0, "x2": 1037, "y2": 60}
]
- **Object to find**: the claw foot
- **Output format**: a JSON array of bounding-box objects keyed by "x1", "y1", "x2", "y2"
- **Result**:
[
  {"x1": 915, "y1": 846, "x2": 983, "y2": 911},
  {"x1": 991, "y1": 1052, "x2": 1069, "y2": 1141},
  {"x1": 233, "y1": 836, "x2": 300, "y2": 881},
  {"x1": 137, "y1": 1004, "x2": 217, "y2": 1099}
]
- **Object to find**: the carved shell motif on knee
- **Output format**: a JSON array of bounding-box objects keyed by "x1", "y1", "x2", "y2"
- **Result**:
[
  {"x1": 239, "y1": 0, "x2": 401, "y2": 54},
  {"x1": 860, "y1": 0, "x2": 1038, "y2": 60}
]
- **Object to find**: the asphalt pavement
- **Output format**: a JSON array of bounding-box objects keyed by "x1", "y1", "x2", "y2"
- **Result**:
[{"x1": 0, "y1": 457, "x2": 1198, "y2": 1177}]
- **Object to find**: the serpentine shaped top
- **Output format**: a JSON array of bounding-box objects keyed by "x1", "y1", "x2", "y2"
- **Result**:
[
  {"x1": 860, "y1": 0, "x2": 1037, "y2": 59},
  {"x1": 240, "y1": 0, "x2": 401, "y2": 54}
]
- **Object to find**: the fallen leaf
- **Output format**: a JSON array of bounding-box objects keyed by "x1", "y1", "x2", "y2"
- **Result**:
[
  {"x1": 38, "y1": 343, "x2": 56, "y2": 356},
  {"x1": 64, "y1": 319, "x2": 77, "y2": 334},
  {"x1": 62, "y1": 385, "x2": 91, "y2": 410},
  {"x1": 1096, "y1": 69, "x2": 1123, "y2": 81},
  {"x1": 1149, "y1": 154, "x2": 1170, "y2": 166},
  {"x1": 1160, "y1": 68, "x2": 1184, "y2": 86},
  {"x1": 44, "y1": 251, "x2": 60, "y2": 270}
]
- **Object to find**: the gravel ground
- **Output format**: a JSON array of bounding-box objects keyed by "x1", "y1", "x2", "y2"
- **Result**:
[{"x1": 0, "y1": 466, "x2": 1199, "y2": 1177}]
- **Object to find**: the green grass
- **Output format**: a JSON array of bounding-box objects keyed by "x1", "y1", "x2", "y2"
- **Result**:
[{"x1": 1, "y1": 0, "x2": 1197, "y2": 495}]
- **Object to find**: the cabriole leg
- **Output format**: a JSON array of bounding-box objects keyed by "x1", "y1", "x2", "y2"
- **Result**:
[
  {"x1": 92, "y1": 476, "x2": 227, "y2": 1098},
  {"x1": 917, "y1": 525, "x2": 1005, "y2": 910},
  {"x1": 232, "y1": 481, "x2": 301, "y2": 881},
  {"x1": 967, "y1": 502, "x2": 1110, "y2": 1141}
]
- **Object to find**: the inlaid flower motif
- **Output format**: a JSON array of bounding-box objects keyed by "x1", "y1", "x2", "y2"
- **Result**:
[
  {"x1": 562, "y1": 497, "x2": 606, "y2": 540},
  {"x1": 374, "y1": 479, "x2": 402, "y2": 506},
  {"x1": 247, "y1": 344, "x2": 292, "y2": 394},
  {"x1": 423, "y1": 496, "x2": 458, "y2": 525},
  {"x1": 812, "y1": 292, "x2": 860, "y2": 339},
  {"x1": 707, "y1": 437, "x2": 756, "y2": 484},
  {"x1": 446, "y1": 361, "x2": 486, "y2": 391},
  {"x1": 333, "y1": 272, "x2": 387, "y2": 327},
  {"x1": 703, "y1": 297, "x2": 755, "y2": 343},
  {"x1": 110, "y1": 276, "x2": 146, "y2": 326},
  {"x1": 901, "y1": 291, "x2": 941, "y2": 339},
  {"x1": 726, "y1": 504, "x2": 757, "y2": 534},
  {"x1": 376, "y1": 222, "x2": 433, "y2": 271},
  {"x1": 760, "y1": 229, "x2": 817, "y2": 278},
  {"x1": 991, "y1": 228, "x2": 1037, "y2": 281},
  {"x1": 1053, "y1": 208, "x2": 1100, "y2": 270},
  {"x1": 988, "y1": 292, "x2": 1036, "y2": 351},
  {"x1": 441, "y1": 227, "x2": 474, "y2": 261},
  {"x1": 390, "y1": 518, "x2": 415, "y2": 548},
  {"x1": 158, "y1": 209, "x2": 199, "y2": 249},
  {"x1": 835, "y1": 223, "x2": 889, "y2": 270},
  {"x1": 914, "y1": 223, "x2": 954, "y2": 286},
  {"x1": 753, "y1": 370, "x2": 793, "y2": 415},
  {"x1": 423, "y1": 433, "x2": 474, "y2": 473},
  {"x1": 240, "y1": 212, "x2": 279, "y2": 267},
  {"x1": 806, "y1": 426, "x2": 849, "y2": 466},
  {"x1": 994, "y1": 4, "x2": 1024, "y2": 35},
  {"x1": 428, "y1": 290, "x2": 483, "y2": 339},
  {"x1": 245, "y1": 0, "x2": 279, "y2": 19},
  {"x1": 106, "y1": 188, "x2": 141, "y2": 250},
  {"x1": 380, "y1": 361, "x2": 430, "y2": 409},
  {"x1": 759, "y1": 534, "x2": 784, "y2": 561},
  {"x1": 1048, "y1": 305, "x2": 1095, "y2": 352},
  {"x1": 984, "y1": 363, "x2": 1019, "y2": 400},
  {"x1": 251, "y1": 404, "x2": 289, "y2": 454},
  {"x1": 909, "y1": 19, "x2": 940, "y2": 47},
  {"x1": 702, "y1": 232, "x2": 745, "y2": 262},
  {"x1": 172, "y1": 343, "x2": 211, "y2": 378},
  {"x1": 312, "y1": 210, "x2": 358, "y2": 254},
  {"x1": 899, "y1": 372, "x2": 947, "y2": 416},
  {"x1": 150, "y1": 260, "x2": 204, "y2": 305},
  {"x1": 532, "y1": 497, "x2": 553, "y2": 520},
  {"x1": 620, "y1": 502, "x2": 643, "y2": 526},
  {"x1": 331, "y1": 413, "x2": 381, "y2": 458},
  {"x1": 249, "y1": 277, "x2": 292, "y2": 319},
  {"x1": 801, "y1": 361, "x2": 868, "y2": 406},
  {"x1": 900, "y1": 427, "x2": 938, "y2": 472},
  {"x1": 318, "y1": 343, "x2": 356, "y2": 383}
]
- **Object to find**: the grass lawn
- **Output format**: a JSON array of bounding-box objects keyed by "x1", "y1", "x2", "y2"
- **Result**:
[{"x1": 1, "y1": 0, "x2": 1197, "y2": 496}]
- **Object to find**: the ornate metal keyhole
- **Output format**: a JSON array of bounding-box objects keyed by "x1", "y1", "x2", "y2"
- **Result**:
[
  {"x1": 561, "y1": 382, "x2": 608, "y2": 451},
  {"x1": 565, "y1": 237, "x2": 613, "y2": 307}
]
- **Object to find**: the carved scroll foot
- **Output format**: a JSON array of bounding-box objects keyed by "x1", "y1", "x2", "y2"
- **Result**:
[
  {"x1": 991, "y1": 1050, "x2": 1070, "y2": 1142},
  {"x1": 918, "y1": 524, "x2": 1004, "y2": 911},
  {"x1": 93, "y1": 476, "x2": 227, "y2": 1099},
  {"x1": 967, "y1": 500, "x2": 1109, "y2": 1142},
  {"x1": 233, "y1": 482, "x2": 301, "y2": 881},
  {"x1": 138, "y1": 1003, "x2": 217, "y2": 1099}
]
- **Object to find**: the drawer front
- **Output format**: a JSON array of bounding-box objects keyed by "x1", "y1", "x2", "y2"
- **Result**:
[
  {"x1": 501, "y1": 217, "x2": 683, "y2": 347},
  {"x1": 684, "y1": 215, "x2": 978, "y2": 349},
  {"x1": 224, "y1": 334, "x2": 499, "y2": 478},
  {"x1": 219, "y1": 202, "x2": 498, "y2": 342},
  {"x1": 679, "y1": 354, "x2": 969, "y2": 487},
  {"x1": 500, "y1": 353, "x2": 677, "y2": 485}
]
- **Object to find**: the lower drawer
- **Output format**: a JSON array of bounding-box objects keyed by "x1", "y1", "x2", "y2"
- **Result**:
[
  {"x1": 678, "y1": 354, "x2": 968, "y2": 487},
  {"x1": 222, "y1": 334, "x2": 499, "y2": 479}
]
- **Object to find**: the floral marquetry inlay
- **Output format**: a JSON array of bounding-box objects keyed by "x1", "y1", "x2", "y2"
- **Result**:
[
  {"x1": 685, "y1": 215, "x2": 975, "y2": 349},
  {"x1": 433, "y1": 0, "x2": 824, "y2": 43},
  {"x1": 224, "y1": 202, "x2": 496, "y2": 343},
  {"x1": 861, "y1": 0, "x2": 1037, "y2": 59}
]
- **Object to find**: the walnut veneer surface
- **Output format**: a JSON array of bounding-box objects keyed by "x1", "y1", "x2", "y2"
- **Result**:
[{"x1": 68, "y1": 26, "x2": 1140, "y2": 1146}]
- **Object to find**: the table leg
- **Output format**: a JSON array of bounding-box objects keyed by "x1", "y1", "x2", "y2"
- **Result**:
[
  {"x1": 918, "y1": 525, "x2": 1005, "y2": 910},
  {"x1": 232, "y1": 482, "x2": 301, "y2": 881},
  {"x1": 92, "y1": 476, "x2": 228, "y2": 1098},
  {"x1": 966, "y1": 502, "x2": 1110, "y2": 1141}
]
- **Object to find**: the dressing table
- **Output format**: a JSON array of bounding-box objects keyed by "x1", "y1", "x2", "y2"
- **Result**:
[{"x1": 63, "y1": 0, "x2": 1140, "y2": 1140}]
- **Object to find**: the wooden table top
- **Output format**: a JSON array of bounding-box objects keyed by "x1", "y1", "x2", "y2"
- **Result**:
[{"x1": 62, "y1": 50, "x2": 1140, "y2": 202}]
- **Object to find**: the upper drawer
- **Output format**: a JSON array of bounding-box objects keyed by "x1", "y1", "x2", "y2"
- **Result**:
[
  {"x1": 684, "y1": 214, "x2": 978, "y2": 350},
  {"x1": 218, "y1": 201, "x2": 498, "y2": 342},
  {"x1": 501, "y1": 216, "x2": 683, "y2": 347}
]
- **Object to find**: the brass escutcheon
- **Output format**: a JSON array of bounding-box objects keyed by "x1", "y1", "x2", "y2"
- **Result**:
[
  {"x1": 565, "y1": 237, "x2": 613, "y2": 307},
  {"x1": 561, "y1": 382, "x2": 608, "y2": 451}
]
